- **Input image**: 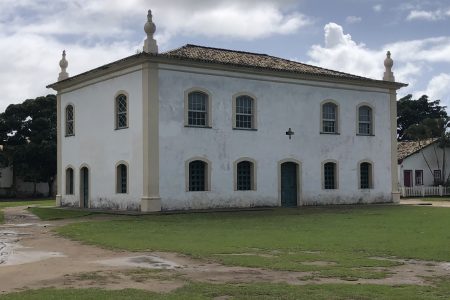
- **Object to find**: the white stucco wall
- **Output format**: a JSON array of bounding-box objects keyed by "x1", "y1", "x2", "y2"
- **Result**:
[
  {"x1": 0, "y1": 167, "x2": 13, "y2": 188},
  {"x1": 158, "y1": 65, "x2": 394, "y2": 210},
  {"x1": 60, "y1": 67, "x2": 144, "y2": 210},
  {"x1": 399, "y1": 143, "x2": 450, "y2": 187}
]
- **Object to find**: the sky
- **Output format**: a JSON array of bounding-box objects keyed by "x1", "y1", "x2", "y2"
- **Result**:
[{"x1": 1, "y1": 0, "x2": 450, "y2": 112}]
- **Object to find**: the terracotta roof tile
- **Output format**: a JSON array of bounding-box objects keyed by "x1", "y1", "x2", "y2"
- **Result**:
[
  {"x1": 161, "y1": 44, "x2": 399, "y2": 84},
  {"x1": 398, "y1": 139, "x2": 438, "y2": 160},
  {"x1": 48, "y1": 44, "x2": 408, "y2": 89}
]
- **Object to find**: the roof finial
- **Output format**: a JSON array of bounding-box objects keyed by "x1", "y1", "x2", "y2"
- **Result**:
[
  {"x1": 143, "y1": 9, "x2": 158, "y2": 54},
  {"x1": 383, "y1": 51, "x2": 395, "y2": 82},
  {"x1": 58, "y1": 50, "x2": 69, "y2": 81}
]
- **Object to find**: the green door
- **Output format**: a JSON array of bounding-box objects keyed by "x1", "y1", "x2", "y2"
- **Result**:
[
  {"x1": 80, "y1": 167, "x2": 89, "y2": 208},
  {"x1": 281, "y1": 162, "x2": 297, "y2": 207}
]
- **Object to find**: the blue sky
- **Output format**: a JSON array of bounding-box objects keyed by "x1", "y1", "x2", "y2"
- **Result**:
[{"x1": 1, "y1": 0, "x2": 449, "y2": 111}]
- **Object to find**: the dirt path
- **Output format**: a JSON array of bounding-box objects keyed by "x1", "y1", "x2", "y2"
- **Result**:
[
  {"x1": 0, "y1": 206, "x2": 449, "y2": 295},
  {"x1": 400, "y1": 199, "x2": 450, "y2": 207}
]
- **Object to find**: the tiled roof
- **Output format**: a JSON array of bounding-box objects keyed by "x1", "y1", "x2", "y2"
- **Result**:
[
  {"x1": 48, "y1": 44, "x2": 407, "y2": 89},
  {"x1": 398, "y1": 139, "x2": 438, "y2": 161},
  {"x1": 161, "y1": 44, "x2": 402, "y2": 84}
]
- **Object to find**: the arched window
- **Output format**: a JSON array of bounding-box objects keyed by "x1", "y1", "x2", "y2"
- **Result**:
[
  {"x1": 360, "y1": 162, "x2": 373, "y2": 189},
  {"x1": 65, "y1": 167, "x2": 74, "y2": 195},
  {"x1": 116, "y1": 164, "x2": 127, "y2": 193},
  {"x1": 65, "y1": 105, "x2": 74, "y2": 136},
  {"x1": 189, "y1": 160, "x2": 208, "y2": 191},
  {"x1": 322, "y1": 102, "x2": 338, "y2": 133},
  {"x1": 236, "y1": 160, "x2": 255, "y2": 190},
  {"x1": 187, "y1": 91, "x2": 208, "y2": 126},
  {"x1": 235, "y1": 95, "x2": 255, "y2": 129},
  {"x1": 115, "y1": 94, "x2": 128, "y2": 129},
  {"x1": 323, "y1": 162, "x2": 337, "y2": 189},
  {"x1": 358, "y1": 105, "x2": 373, "y2": 135}
]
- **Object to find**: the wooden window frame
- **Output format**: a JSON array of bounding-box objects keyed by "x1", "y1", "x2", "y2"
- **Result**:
[
  {"x1": 114, "y1": 91, "x2": 129, "y2": 130},
  {"x1": 65, "y1": 104, "x2": 75, "y2": 137},
  {"x1": 115, "y1": 161, "x2": 129, "y2": 194},
  {"x1": 184, "y1": 88, "x2": 212, "y2": 128},
  {"x1": 322, "y1": 160, "x2": 339, "y2": 189},
  {"x1": 232, "y1": 93, "x2": 258, "y2": 130},
  {"x1": 185, "y1": 157, "x2": 211, "y2": 192},
  {"x1": 433, "y1": 169, "x2": 442, "y2": 185},
  {"x1": 415, "y1": 170, "x2": 423, "y2": 186},
  {"x1": 320, "y1": 100, "x2": 340, "y2": 134},
  {"x1": 233, "y1": 158, "x2": 257, "y2": 191},
  {"x1": 358, "y1": 160, "x2": 374, "y2": 189},
  {"x1": 357, "y1": 103, "x2": 374, "y2": 136},
  {"x1": 65, "y1": 166, "x2": 74, "y2": 195}
]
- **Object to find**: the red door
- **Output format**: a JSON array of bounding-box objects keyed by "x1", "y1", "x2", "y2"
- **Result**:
[{"x1": 404, "y1": 170, "x2": 412, "y2": 187}]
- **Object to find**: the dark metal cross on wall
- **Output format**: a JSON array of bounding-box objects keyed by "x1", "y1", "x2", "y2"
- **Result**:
[{"x1": 286, "y1": 128, "x2": 294, "y2": 140}]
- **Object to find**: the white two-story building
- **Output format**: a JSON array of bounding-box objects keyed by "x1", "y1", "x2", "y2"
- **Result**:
[{"x1": 48, "y1": 10, "x2": 406, "y2": 212}]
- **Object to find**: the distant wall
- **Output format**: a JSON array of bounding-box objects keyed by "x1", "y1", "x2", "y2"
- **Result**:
[
  {"x1": 0, "y1": 167, "x2": 55, "y2": 198},
  {"x1": 0, "y1": 167, "x2": 13, "y2": 188}
]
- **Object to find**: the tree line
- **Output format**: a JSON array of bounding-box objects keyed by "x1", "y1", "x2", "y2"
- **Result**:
[{"x1": 0, "y1": 95, "x2": 56, "y2": 197}]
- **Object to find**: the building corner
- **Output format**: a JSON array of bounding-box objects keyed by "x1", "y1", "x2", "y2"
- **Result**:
[
  {"x1": 390, "y1": 89, "x2": 400, "y2": 203},
  {"x1": 56, "y1": 93, "x2": 62, "y2": 207},
  {"x1": 141, "y1": 62, "x2": 161, "y2": 212}
]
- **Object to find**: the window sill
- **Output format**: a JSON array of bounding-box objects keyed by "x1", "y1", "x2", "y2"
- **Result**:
[
  {"x1": 115, "y1": 126, "x2": 129, "y2": 130},
  {"x1": 233, "y1": 128, "x2": 257, "y2": 131},
  {"x1": 184, "y1": 125, "x2": 212, "y2": 129},
  {"x1": 320, "y1": 132, "x2": 340, "y2": 135},
  {"x1": 356, "y1": 134, "x2": 375, "y2": 136},
  {"x1": 322, "y1": 188, "x2": 338, "y2": 190},
  {"x1": 187, "y1": 190, "x2": 211, "y2": 192},
  {"x1": 65, "y1": 134, "x2": 75, "y2": 137}
]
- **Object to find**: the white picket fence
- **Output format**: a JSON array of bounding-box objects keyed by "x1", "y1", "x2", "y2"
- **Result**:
[{"x1": 401, "y1": 185, "x2": 450, "y2": 197}]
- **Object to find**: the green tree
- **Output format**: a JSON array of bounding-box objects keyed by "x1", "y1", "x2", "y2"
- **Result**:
[
  {"x1": 0, "y1": 95, "x2": 56, "y2": 197},
  {"x1": 397, "y1": 94, "x2": 447, "y2": 141}
]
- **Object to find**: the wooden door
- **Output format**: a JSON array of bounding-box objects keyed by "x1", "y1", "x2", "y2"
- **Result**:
[
  {"x1": 403, "y1": 170, "x2": 412, "y2": 187},
  {"x1": 281, "y1": 162, "x2": 298, "y2": 207}
]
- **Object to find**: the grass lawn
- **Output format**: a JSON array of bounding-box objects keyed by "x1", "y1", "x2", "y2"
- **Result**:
[
  {"x1": 28, "y1": 207, "x2": 95, "y2": 220},
  {"x1": 2, "y1": 280, "x2": 450, "y2": 300},
  {"x1": 0, "y1": 199, "x2": 55, "y2": 223},
  {"x1": 54, "y1": 205, "x2": 450, "y2": 280}
]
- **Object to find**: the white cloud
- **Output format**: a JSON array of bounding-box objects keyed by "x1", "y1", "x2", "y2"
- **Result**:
[
  {"x1": 415, "y1": 73, "x2": 450, "y2": 106},
  {"x1": 345, "y1": 16, "x2": 362, "y2": 24},
  {"x1": 306, "y1": 22, "x2": 450, "y2": 105},
  {"x1": 308, "y1": 23, "x2": 384, "y2": 80},
  {"x1": 385, "y1": 37, "x2": 450, "y2": 63},
  {"x1": 0, "y1": 0, "x2": 312, "y2": 111},
  {"x1": 406, "y1": 9, "x2": 450, "y2": 21},
  {"x1": 308, "y1": 23, "x2": 450, "y2": 80},
  {"x1": 160, "y1": 4, "x2": 311, "y2": 40},
  {"x1": 373, "y1": 4, "x2": 382, "y2": 12},
  {"x1": 0, "y1": 32, "x2": 139, "y2": 109},
  {"x1": 323, "y1": 23, "x2": 356, "y2": 48},
  {"x1": 1, "y1": 0, "x2": 311, "y2": 42}
]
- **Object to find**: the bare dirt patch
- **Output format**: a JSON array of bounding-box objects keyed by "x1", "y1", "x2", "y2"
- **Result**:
[{"x1": 1, "y1": 206, "x2": 449, "y2": 295}]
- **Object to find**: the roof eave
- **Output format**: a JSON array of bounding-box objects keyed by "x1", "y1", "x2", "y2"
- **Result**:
[
  {"x1": 156, "y1": 55, "x2": 408, "y2": 90},
  {"x1": 47, "y1": 52, "x2": 408, "y2": 92},
  {"x1": 46, "y1": 53, "x2": 152, "y2": 91}
]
